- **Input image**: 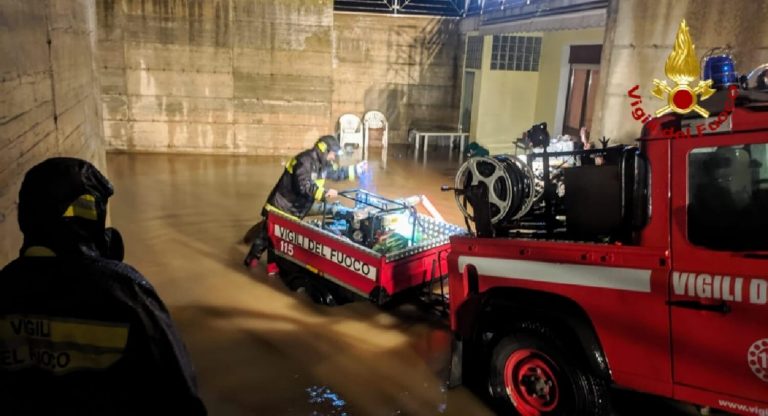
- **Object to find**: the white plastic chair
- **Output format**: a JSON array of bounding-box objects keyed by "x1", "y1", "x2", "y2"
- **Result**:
[
  {"x1": 363, "y1": 110, "x2": 388, "y2": 149},
  {"x1": 338, "y1": 114, "x2": 364, "y2": 150}
]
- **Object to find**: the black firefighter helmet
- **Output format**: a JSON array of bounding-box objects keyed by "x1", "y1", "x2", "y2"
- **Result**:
[
  {"x1": 17, "y1": 157, "x2": 121, "y2": 259},
  {"x1": 315, "y1": 135, "x2": 342, "y2": 156}
]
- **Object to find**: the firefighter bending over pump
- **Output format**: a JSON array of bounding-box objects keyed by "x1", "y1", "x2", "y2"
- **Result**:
[{"x1": 243, "y1": 135, "x2": 368, "y2": 268}]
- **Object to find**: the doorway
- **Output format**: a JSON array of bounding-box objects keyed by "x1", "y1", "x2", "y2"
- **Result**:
[{"x1": 461, "y1": 71, "x2": 475, "y2": 133}]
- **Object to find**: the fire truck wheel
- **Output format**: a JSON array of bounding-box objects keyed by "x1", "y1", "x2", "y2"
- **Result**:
[{"x1": 488, "y1": 324, "x2": 609, "y2": 416}]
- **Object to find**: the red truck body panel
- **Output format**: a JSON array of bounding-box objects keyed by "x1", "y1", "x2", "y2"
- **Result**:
[{"x1": 448, "y1": 237, "x2": 673, "y2": 396}]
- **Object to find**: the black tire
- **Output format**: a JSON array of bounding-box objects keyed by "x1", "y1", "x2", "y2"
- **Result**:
[
  {"x1": 272, "y1": 254, "x2": 352, "y2": 307},
  {"x1": 290, "y1": 276, "x2": 338, "y2": 306},
  {"x1": 273, "y1": 256, "x2": 301, "y2": 283},
  {"x1": 488, "y1": 321, "x2": 610, "y2": 416}
]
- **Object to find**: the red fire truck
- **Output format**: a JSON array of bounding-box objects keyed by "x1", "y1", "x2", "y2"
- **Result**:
[{"x1": 445, "y1": 85, "x2": 768, "y2": 415}]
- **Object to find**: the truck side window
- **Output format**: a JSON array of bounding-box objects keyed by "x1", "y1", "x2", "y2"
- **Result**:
[{"x1": 687, "y1": 143, "x2": 768, "y2": 251}]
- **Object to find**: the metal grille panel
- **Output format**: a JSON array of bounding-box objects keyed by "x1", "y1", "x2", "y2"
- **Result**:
[{"x1": 334, "y1": 0, "x2": 463, "y2": 16}]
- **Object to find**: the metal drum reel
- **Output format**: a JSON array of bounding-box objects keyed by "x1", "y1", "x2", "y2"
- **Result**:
[{"x1": 454, "y1": 155, "x2": 537, "y2": 226}]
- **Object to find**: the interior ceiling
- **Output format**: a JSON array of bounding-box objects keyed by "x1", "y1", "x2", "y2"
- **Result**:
[{"x1": 333, "y1": 0, "x2": 465, "y2": 17}]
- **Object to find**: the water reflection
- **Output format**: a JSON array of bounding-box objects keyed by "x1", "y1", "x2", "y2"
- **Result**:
[{"x1": 306, "y1": 385, "x2": 348, "y2": 415}]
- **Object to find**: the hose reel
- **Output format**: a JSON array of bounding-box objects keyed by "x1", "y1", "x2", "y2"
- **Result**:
[{"x1": 454, "y1": 155, "x2": 537, "y2": 226}]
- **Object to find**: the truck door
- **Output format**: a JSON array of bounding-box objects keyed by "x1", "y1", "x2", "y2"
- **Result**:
[{"x1": 670, "y1": 131, "x2": 768, "y2": 404}]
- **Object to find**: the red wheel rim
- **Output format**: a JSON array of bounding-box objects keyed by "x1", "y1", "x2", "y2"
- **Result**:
[{"x1": 503, "y1": 348, "x2": 560, "y2": 416}]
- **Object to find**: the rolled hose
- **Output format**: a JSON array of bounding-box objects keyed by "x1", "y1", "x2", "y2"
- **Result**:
[{"x1": 454, "y1": 155, "x2": 536, "y2": 225}]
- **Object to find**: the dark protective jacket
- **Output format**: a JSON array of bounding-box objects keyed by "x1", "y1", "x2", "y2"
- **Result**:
[
  {"x1": 264, "y1": 146, "x2": 356, "y2": 218},
  {"x1": 0, "y1": 253, "x2": 207, "y2": 415},
  {"x1": 0, "y1": 157, "x2": 206, "y2": 415}
]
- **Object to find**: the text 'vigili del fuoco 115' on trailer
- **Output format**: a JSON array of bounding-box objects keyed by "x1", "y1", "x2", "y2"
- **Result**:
[
  {"x1": 266, "y1": 189, "x2": 465, "y2": 306},
  {"x1": 445, "y1": 19, "x2": 768, "y2": 416}
]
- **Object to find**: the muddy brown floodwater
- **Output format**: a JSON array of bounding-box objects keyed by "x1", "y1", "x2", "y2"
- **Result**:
[
  {"x1": 107, "y1": 146, "x2": 490, "y2": 416},
  {"x1": 106, "y1": 146, "x2": 707, "y2": 416}
]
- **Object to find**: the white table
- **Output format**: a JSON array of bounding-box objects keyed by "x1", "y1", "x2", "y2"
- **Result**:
[{"x1": 413, "y1": 131, "x2": 469, "y2": 164}]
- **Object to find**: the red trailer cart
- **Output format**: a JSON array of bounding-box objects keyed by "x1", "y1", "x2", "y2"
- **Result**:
[{"x1": 266, "y1": 190, "x2": 465, "y2": 306}]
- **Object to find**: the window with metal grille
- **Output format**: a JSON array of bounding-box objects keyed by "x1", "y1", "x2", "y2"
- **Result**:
[
  {"x1": 490, "y1": 35, "x2": 541, "y2": 71},
  {"x1": 465, "y1": 36, "x2": 483, "y2": 70}
]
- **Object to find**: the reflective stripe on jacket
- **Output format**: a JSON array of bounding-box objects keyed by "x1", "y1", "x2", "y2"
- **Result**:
[{"x1": 0, "y1": 254, "x2": 207, "y2": 415}]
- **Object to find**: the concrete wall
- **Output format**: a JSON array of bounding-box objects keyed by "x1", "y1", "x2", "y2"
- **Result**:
[
  {"x1": 98, "y1": 0, "x2": 332, "y2": 155},
  {"x1": 594, "y1": 0, "x2": 768, "y2": 144},
  {"x1": 0, "y1": 0, "x2": 106, "y2": 266},
  {"x1": 332, "y1": 14, "x2": 461, "y2": 143},
  {"x1": 533, "y1": 27, "x2": 605, "y2": 135},
  {"x1": 97, "y1": 1, "x2": 461, "y2": 154}
]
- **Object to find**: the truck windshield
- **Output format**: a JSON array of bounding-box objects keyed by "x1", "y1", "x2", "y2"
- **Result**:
[{"x1": 688, "y1": 143, "x2": 768, "y2": 251}]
